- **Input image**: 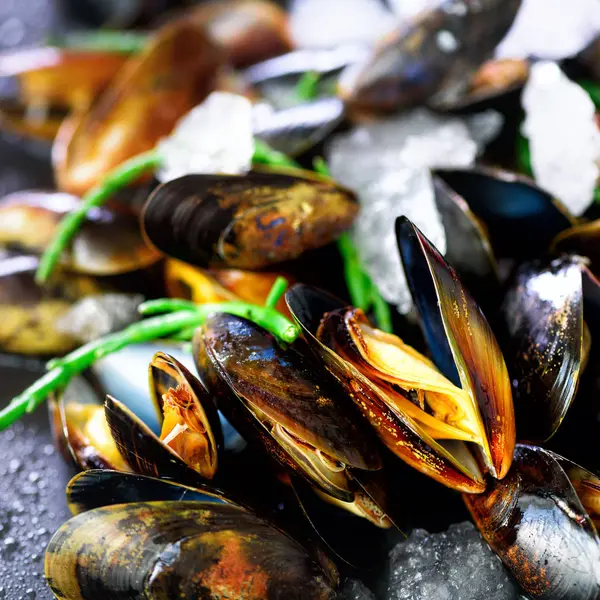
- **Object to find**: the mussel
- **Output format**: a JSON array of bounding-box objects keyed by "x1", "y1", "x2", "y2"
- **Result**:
[
  {"x1": 54, "y1": 19, "x2": 225, "y2": 196},
  {"x1": 46, "y1": 498, "x2": 338, "y2": 599},
  {"x1": 0, "y1": 252, "x2": 106, "y2": 355},
  {"x1": 190, "y1": 0, "x2": 292, "y2": 69},
  {"x1": 340, "y1": 0, "x2": 522, "y2": 113},
  {"x1": 433, "y1": 167, "x2": 576, "y2": 262},
  {"x1": 0, "y1": 190, "x2": 160, "y2": 275},
  {"x1": 465, "y1": 444, "x2": 600, "y2": 600},
  {"x1": 194, "y1": 312, "x2": 391, "y2": 527},
  {"x1": 0, "y1": 47, "x2": 127, "y2": 141},
  {"x1": 284, "y1": 217, "x2": 515, "y2": 493},
  {"x1": 141, "y1": 167, "x2": 359, "y2": 270},
  {"x1": 54, "y1": 351, "x2": 223, "y2": 485}
]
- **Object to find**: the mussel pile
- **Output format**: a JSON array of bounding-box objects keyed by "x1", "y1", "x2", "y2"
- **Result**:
[{"x1": 1, "y1": 0, "x2": 600, "y2": 599}]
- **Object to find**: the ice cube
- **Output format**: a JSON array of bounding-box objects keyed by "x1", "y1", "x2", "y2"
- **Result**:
[
  {"x1": 387, "y1": 522, "x2": 521, "y2": 600},
  {"x1": 496, "y1": 0, "x2": 600, "y2": 60},
  {"x1": 327, "y1": 108, "x2": 500, "y2": 313},
  {"x1": 157, "y1": 92, "x2": 254, "y2": 182},
  {"x1": 522, "y1": 62, "x2": 600, "y2": 216},
  {"x1": 289, "y1": 0, "x2": 397, "y2": 49}
]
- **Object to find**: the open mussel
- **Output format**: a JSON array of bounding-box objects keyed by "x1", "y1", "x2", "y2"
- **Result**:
[
  {"x1": 465, "y1": 444, "x2": 600, "y2": 600},
  {"x1": 54, "y1": 19, "x2": 225, "y2": 196},
  {"x1": 0, "y1": 47, "x2": 127, "y2": 142},
  {"x1": 46, "y1": 500, "x2": 338, "y2": 600},
  {"x1": 54, "y1": 351, "x2": 223, "y2": 486},
  {"x1": 141, "y1": 167, "x2": 359, "y2": 270},
  {"x1": 49, "y1": 376, "x2": 131, "y2": 472},
  {"x1": 0, "y1": 190, "x2": 160, "y2": 275},
  {"x1": 0, "y1": 252, "x2": 106, "y2": 354},
  {"x1": 340, "y1": 0, "x2": 522, "y2": 113},
  {"x1": 105, "y1": 352, "x2": 223, "y2": 484},
  {"x1": 285, "y1": 269, "x2": 513, "y2": 494},
  {"x1": 285, "y1": 216, "x2": 515, "y2": 492},
  {"x1": 194, "y1": 312, "x2": 391, "y2": 528}
]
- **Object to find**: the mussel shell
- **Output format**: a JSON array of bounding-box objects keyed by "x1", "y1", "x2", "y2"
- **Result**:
[
  {"x1": 0, "y1": 47, "x2": 127, "y2": 108},
  {"x1": 191, "y1": 0, "x2": 292, "y2": 69},
  {"x1": 432, "y1": 175, "x2": 499, "y2": 296},
  {"x1": 435, "y1": 167, "x2": 575, "y2": 260},
  {"x1": 105, "y1": 391, "x2": 220, "y2": 486},
  {"x1": 502, "y1": 256, "x2": 585, "y2": 442},
  {"x1": 245, "y1": 44, "x2": 369, "y2": 85},
  {"x1": 66, "y1": 470, "x2": 228, "y2": 516},
  {"x1": 396, "y1": 217, "x2": 515, "y2": 479},
  {"x1": 195, "y1": 313, "x2": 381, "y2": 497},
  {"x1": 0, "y1": 253, "x2": 105, "y2": 354},
  {"x1": 51, "y1": 376, "x2": 129, "y2": 472},
  {"x1": 54, "y1": 20, "x2": 225, "y2": 196},
  {"x1": 254, "y1": 98, "x2": 345, "y2": 158},
  {"x1": 0, "y1": 190, "x2": 160, "y2": 275},
  {"x1": 45, "y1": 501, "x2": 338, "y2": 600},
  {"x1": 285, "y1": 284, "x2": 487, "y2": 493},
  {"x1": 141, "y1": 168, "x2": 359, "y2": 269},
  {"x1": 340, "y1": 0, "x2": 522, "y2": 112},
  {"x1": 465, "y1": 445, "x2": 600, "y2": 600},
  {"x1": 433, "y1": 57, "x2": 529, "y2": 112},
  {"x1": 553, "y1": 220, "x2": 600, "y2": 278}
]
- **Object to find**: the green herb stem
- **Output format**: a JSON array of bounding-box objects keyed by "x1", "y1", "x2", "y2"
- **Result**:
[
  {"x1": 139, "y1": 298, "x2": 299, "y2": 344},
  {"x1": 35, "y1": 149, "x2": 162, "y2": 284},
  {"x1": 252, "y1": 139, "x2": 300, "y2": 169},
  {"x1": 0, "y1": 310, "x2": 206, "y2": 430},
  {"x1": 50, "y1": 30, "x2": 149, "y2": 54},
  {"x1": 264, "y1": 276, "x2": 288, "y2": 309},
  {"x1": 296, "y1": 71, "x2": 321, "y2": 102}
]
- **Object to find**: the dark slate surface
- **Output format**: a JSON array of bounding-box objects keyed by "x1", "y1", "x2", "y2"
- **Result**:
[{"x1": 0, "y1": 355, "x2": 74, "y2": 600}]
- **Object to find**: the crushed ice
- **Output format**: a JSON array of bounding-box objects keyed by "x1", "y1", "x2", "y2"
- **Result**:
[
  {"x1": 157, "y1": 92, "x2": 254, "y2": 182},
  {"x1": 288, "y1": 0, "x2": 396, "y2": 49},
  {"x1": 522, "y1": 62, "x2": 600, "y2": 216},
  {"x1": 327, "y1": 108, "x2": 501, "y2": 313},
  {"x1": 387, "y1": 522, "x2": 521, "y2": 600},
  {"x1": 496, "y1": 0, "x2": 600, "y2": 60}
]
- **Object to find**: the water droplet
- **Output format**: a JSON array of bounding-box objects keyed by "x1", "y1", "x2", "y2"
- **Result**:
[
  {"x1": 0, "y1": 17, "x2": 25, "y2": 47},
  {"x1": 27, "y1": 472, "x2": 39, "y2": 483},
  {"x1": 25, "y1": 588, "x2": 35, "y2": 599},
  {"x1": 8, "y1": 459, "x2": 21, "y2": 473},
  {"x1": 4, "y1": 536, "x2": 16, "y2": 548},
  {"x1": 42, "y1": 445, "x2": 54, "y2": 456},
  {"x1": 35, "y1": 528, "x2": 47, "y2": 537}
]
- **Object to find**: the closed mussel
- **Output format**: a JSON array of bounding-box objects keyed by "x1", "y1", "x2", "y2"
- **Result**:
[
  {"x1": 141, "y1": 168, "x2": 359, "y2": 269},
  {"x1": 0, "y1": 47, "x2": 126, "y2": 141},
  {"x1": 54, "y1": 18, "x2": 225, "y2": 196},
  {"x1": 502, "y1": 256, "x2": 591, "y2": 442},
  {"x1": 465, "y1": 444, "x2": 600, "y2": 600},
  {"x1": 0, "y1": 190, "x2": 160, "y2": 275},
  {"x1": 434, "y1": 167, "x2": 575, "y2": 261},
  {"x1": 194, "y1": 312, "x2": 390, "y2": 527},
  {"x1": 45, "y1": 500, "x2": 337, "y2": 600},
  {"x1": 340, "y1": 0, "x2": 522, "y2": 113}
]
